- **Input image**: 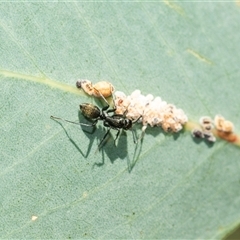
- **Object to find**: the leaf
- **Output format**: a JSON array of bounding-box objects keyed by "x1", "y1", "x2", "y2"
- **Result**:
[{"x1": 1, "y1": 2, "x2": 240, "y2": 239}]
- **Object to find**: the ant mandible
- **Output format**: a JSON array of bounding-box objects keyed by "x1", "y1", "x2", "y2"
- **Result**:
[{"x1": 51, "y1": 91, "x2": 139, "y2": 150}]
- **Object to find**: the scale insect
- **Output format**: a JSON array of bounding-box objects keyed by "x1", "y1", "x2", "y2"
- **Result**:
[
  {"x1": 76, "y1": 79, "x2": 114, "y2": 98},
  {"x1": 51, "y1": 93, "x2": 139, "y2": 150},
  {"x1": 191, "y1": 116, "x2": 216, "y2": 143}
]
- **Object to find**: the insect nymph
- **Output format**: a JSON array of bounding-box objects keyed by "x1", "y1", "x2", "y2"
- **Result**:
[{"x1": 51, "y1": 97, "x2": 138, "y2": 149}]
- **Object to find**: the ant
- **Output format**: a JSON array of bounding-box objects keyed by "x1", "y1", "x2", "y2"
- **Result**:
[{"x1": 51, "y1": 92, "x2": 140, "y2": 150}]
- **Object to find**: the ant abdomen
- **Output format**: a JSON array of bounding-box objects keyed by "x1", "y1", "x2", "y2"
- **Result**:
[{"x1": 80, "y1": 103, "x2": 101, "y2": 119}]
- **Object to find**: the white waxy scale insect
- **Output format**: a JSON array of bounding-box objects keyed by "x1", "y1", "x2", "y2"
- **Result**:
[
  {"x1": 114, "y1": 90, "x2": 188, "y2": 134},
  {"x1": 192, "y1": 116, "x2": 216, "y2": 143}
]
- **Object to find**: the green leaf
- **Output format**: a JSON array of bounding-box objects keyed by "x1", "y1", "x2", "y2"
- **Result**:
[{"x1": 1, "y1": 2, "x2": 240, "y2": 239}]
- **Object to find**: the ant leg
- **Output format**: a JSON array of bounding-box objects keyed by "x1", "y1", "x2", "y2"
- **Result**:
[
  {"x1": 137, "y1": 125, "x2": 147, "y2": 142},
  {"x1": 97, "y1": 128, "x2": 111, "y2": 150},
  {"x1": 122, "y1": 109, "x2": 128, "y2": 118},
  {"x1": 99, "y1": 95, "x2": 117, "y2": 113},
  {"x1": 93, "y1": 87, "x2": 117, "y2": 113},
  {"x1": 114, "y1": 129, "x2": 121, "y2": 146},
  {"x1": 106, "y1": 107, "x2": 117, "y2": 114},
  {"x1": 131, "y1": 128, "x2": 137, "y2": 144},
  {"x1": 50, "y1": 115, "x2": 97, "y2": 127},
  {"x1": 93, "y1": 87, "x2": 110, "y2": 106},
  {"x1": 128, "y1": 115, "x2": 144, "y2": 143},
  {"x1": 132, "y1": 115, "x2": 142, "y2": 124},
  {"x1": 102, "y1": 104, "x2": 110, "y2": 112},
  {"x1": 91, "y1": 119, "x2": 99, "y2": 126}
]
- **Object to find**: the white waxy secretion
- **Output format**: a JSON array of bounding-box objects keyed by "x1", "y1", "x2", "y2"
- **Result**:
[
  {"x1": 114, "y1": 90, "x2": 188, "y2": 134},
  {"x1": 192, "y1": 116, "x2": 216, "y2": 143}
]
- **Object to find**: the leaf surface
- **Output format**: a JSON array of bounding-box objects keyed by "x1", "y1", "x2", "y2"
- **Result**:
[{"x1": 0, "y1": 2, "x2": 240, "y2": 239}]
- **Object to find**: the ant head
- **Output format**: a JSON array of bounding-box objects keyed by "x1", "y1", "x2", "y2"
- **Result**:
[
  {"x1": 122, "y1": 119, "x2": 132, "y2": 130},
  {"x1": 80, "y1": 103, "x2": 101, "y2": 119}
]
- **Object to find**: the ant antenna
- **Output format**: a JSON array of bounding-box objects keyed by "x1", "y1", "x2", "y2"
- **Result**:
[
  {"x1": 93, "y1": 87, "x2": 114, "y2": 107},
  {"x1": 50, "y1": 116, "x2": 94, "y2": 127}
]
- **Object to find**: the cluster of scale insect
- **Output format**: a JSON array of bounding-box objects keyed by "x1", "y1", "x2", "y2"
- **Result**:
[
  {"x1": 75, "y1": 80, "x2": 188, "y2": 134},
  {"x1": 192, "y1": 115, "x2": 235, "y2": 143},
  {"x1": 51, "y1": 79, "x2": 237, "y2": 151},
  {"x1": 114, "y1": 90, "x2": 188, "y2": 134},
  {"x1": 76, "y1": 80, "x2": 236, "y2": 144}
]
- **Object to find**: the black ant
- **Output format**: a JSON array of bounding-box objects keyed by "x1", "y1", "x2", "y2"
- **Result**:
[{"x1": 51, "y1": 94, "x2": 140, "y2": 150}]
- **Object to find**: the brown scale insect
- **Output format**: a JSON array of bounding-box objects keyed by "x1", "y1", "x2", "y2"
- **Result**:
[
  {"x1": 214, "y1": 115, "x2": 236, "y2": 142},
  {"x1": 214, "y1": 115, "x2": 234, "y2": 133},
  {"x1": 76, "y1": 80, "x2": 114, "y2": 98}
]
